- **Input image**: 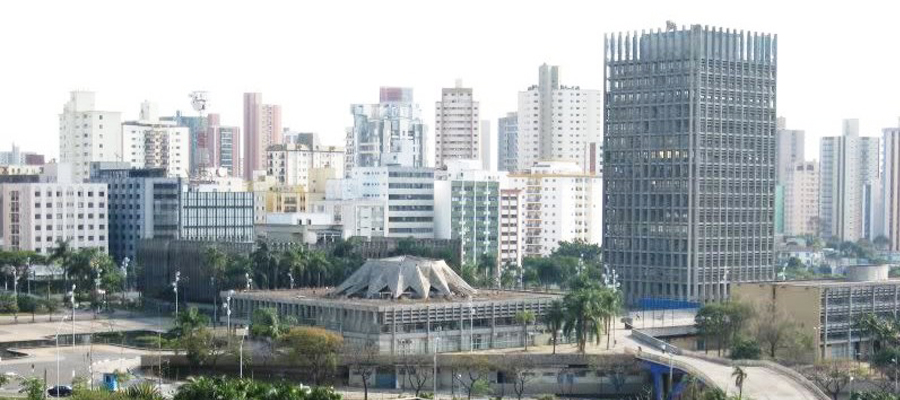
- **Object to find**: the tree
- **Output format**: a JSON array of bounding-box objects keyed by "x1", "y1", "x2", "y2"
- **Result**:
[
  {"x1": 731, "y1": 366, "x2": 747, "y2": 400},
  {"x1": 543, "y1": 300, "x2": 566, "y2": 354},
  {"x1": 729, "y1": 337, "x2": 761, "y2": 360},
  {"x1": 19, "y1": 376, "x2": 45, "y2": 400},
  {"x1": 250, "y1": 307, "x2": 291, "y2": 340},
  {"x1": 515, "y1": 310, "x2": 535, "y2": 351},
  {"x1": 751, "y1": 301, "x2": 811, "y2": 362},
  {"x1": 399, "y1": 350, "x2": 432, "y2": 396},
  {"x1": 452, "y1": 355, "x2": 495, "y2": 400},
  {"x1": 694, "y1": 303, "x2": 728, "y2": 356},
  {"x1": 279, "y1": 326, "x2": 344, "y2": 385},
  {"x1": 347, "y1": 338, "x2": 379, "y2": 400},
  {"x1": 505, "y1": 356, "x2": 536, "y2": 400},
  {"x1": 563, "y1": 282, "x2": 610, "y2": 353},
  {"x1": 802, "y1": 360, "x2": 861, "y2": 400}
]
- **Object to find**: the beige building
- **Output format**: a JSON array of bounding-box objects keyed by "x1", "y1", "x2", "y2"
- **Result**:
[
  {"x1": 733, "y1": 265, "x2": 898, "y2": 362},
  {"x1": 435, "y1": 81, "x2": 480, "y2": 168},
  {"x1": 784, "y1": 161, "x2": 820, "y2": 236}
]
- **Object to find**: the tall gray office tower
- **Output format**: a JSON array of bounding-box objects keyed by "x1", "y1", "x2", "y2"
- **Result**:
[
  {"x1": 603, "y1": 25, "x2": 777, "y2": 304},
  {"x1": 497, "y1": 112, "x2": 518, "y2": 172}
]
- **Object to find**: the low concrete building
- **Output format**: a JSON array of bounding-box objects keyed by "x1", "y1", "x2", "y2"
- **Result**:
[
  {"x1": 227, "y1": 256, "x2": 562, "y2": 354},
  {"x1": 733, "y1": 264, "x2": 900, "y2": 361}
]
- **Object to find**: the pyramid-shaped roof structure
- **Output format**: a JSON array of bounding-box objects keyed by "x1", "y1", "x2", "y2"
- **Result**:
[{"x1": 331, "y1": 256, "x2": 477, "y2": 299}]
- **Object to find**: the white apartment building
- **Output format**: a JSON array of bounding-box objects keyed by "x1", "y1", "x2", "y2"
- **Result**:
[
  {"x1": 346, "y1": 88, "x2": 427, "y2": 174},
  {"x1": 122, "y1": 102, "x2": 190, "y2": 178},
  {"x1": 884, "y1": 121, "x2": 900, "y2": 252},
  {"x1": 776, "y1": 117, "x2": 806, "y2": 184},
  {"x1": 499, "y1": 188, "x2": 524, "y2": 270},
  {"x1": 309, "y1": 199, "x2": 386, "y2": 239},
  {"x1": 0, "y1": 183, "x2": 108, "y2": 254},
  {"x1": 508, "y1": 161, "x2": 602, "y2": 257},
  {"x1": 59, "y1": 91, "x2": 122, "y2": 183},
  {"x1": 784, "y1": 161, "x2": 820, "y2": 236},
  {"x1": 266, "y1": 143, "x2": 345, "y2": 188},
  {"x1": 820, "y1": 119, "x2": 881, "y2": 242},
  {"x1": 516, "y1": 64, "x2": 601, "y2": 173},
  {"x1": 326, "y1": 166, "x2": 435, "y2": 239},
  {"x1": 435, "y1": 82, "x2": 479, "y2": 168}
]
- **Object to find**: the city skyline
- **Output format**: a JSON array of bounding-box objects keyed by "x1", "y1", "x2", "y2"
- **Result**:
[{"x1": 2, "y1": 1, "x2": 898, "y2": 163}]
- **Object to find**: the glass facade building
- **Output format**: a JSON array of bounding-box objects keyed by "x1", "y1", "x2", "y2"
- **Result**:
[{"x1": 603, "y1": 25, "x2": 777, "y2": 304}]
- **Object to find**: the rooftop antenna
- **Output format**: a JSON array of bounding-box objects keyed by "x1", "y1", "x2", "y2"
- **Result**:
[
  {"x1": 189, "y1": 91, "x2": 209, "y2": 116},
  {"x1": 666, "y1": 20, "x2": 677, "y2": 32}
]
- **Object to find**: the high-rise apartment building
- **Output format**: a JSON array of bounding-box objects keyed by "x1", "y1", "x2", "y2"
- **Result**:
[
  {"x1": 820, "y1": 119, "x2": 881, "y2": 242},
  {"x1": 776, "y1": 117, "x2": 805, "y2": 183},
  {"x1": 604, "y1": 25, "x2": 778, "y2": 304},
  {"x1": 243, "y1": 93, "x2": 283, "y2": 180},
  {"x1": 329, "y1": 166, "x2": 435, "y2": 239},
  {"x1": 122, "y1": 102, "x2": 190, "y2": 178},
  {"x1": 508, "y1": 161, "x2": 602, "y2": 257},
  {"x1": 206, "y1": 113, "x2": 242, "y2": 177},
  {"x1": 0, "y1": 182, "x2": 108, "y2": 254},
  {"x1": 516, "y1": 64, "x2": 601, "y2": 173},
  {"x1": 59, "y1": 91, "x2": 122, "y2": 182},
  {"x1": 498, "y1": 188, "x2": 524, "y2": 271},
  {"x1": 91, "y1": 167, "x2": 182, "y2": 263},
  {"x1": 480, "y1": 120, "x2": 493, "y2": 171},
  {"x1": 497, "y1": 112, "x2": 518, "y2": 172},
  {"x1": 435, "y1": 82, "x2": 480, "y2": 168},
  {"x1": 884, "y1": 121, "x2": 900, "y2": 252},
  {"x1": 784, "y1": 162, "x2": 820, "y2": 236},
  {"x1": 346, "y1": 88, "x2": 426, "y2": 174},
  {"x1": 162, "y1": 111, "x2": 207, "y2": 175},
  {"x1": 434, "y1": 160, "x2": 504, "y2": 272}
]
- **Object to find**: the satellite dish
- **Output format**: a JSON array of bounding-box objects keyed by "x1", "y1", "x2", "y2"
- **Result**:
[{"x1": 189, "y1": 91, "x2": 209, "y2": 114}]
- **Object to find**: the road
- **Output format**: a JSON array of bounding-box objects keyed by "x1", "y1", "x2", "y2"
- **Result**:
[
  {"x1": 629, "y1": 337, "x2": 825, "y2": 400},
  {"x1": 0, "y1": 344, "x2": 160, "y2": 395},
  {"x1": 0, "y1": 313, "x2": 170, "y2": 343}
]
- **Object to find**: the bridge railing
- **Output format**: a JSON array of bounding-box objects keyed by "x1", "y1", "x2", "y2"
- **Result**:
[
  {"x1": 630, "y1": 329, "x2": 682, "y2": 355},
  {"x1": 681, "y1": 350, "x2": 831, "y2": 400},
  {"x1": 625, "y1": 347, "x2": 716, "y2": 389}
]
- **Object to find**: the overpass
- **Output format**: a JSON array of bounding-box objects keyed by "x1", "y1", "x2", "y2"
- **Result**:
[{"x1": 628, "y1": 331, "x2": 828, "y2": 400}]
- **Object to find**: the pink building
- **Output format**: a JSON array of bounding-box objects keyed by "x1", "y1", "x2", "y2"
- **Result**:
[
  {"x1": 206, "y1": 113, "x2": 242, "y2": 177},
  {"x1": 243, "y1": 93, "x2": 283, "y2": 180}
]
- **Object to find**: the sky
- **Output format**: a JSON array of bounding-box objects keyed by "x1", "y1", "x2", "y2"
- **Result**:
[{"x1": 1, "y1": 0, "x2": 898, "y2": 162}]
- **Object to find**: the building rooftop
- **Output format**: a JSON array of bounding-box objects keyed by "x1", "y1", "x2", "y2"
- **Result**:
[
  {"x1": 737, "y1": 278, "x2": 900, "y2": 288},
  {"x1": 230, "y1": 287, "x2": 559, "y2": 308},
  {"x1": 332, "y1": 256, "x2": 476, "y2": 299}
]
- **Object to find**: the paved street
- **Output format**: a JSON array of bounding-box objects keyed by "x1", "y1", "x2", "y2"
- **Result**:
[
  {"x1": 0, "y1": 313, "x2": 171, "y2": 343},
  {"x1": 0, "y1": 344, "x2": 160, "y2": 395}
]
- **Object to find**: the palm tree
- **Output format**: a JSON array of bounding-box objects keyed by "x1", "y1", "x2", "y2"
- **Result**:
[
  {"x1": 280, "y1": 248, "x2": 308, "y2": 288},
  {"x1": 563, "y1": 284, "x2": 605, "y2": 353},
  {"x1": 306, "y1": 251, "x2": 332, "y2": 287},
  {"x1": 732, "y1": 366, "x2": 747, "y2": 399},
  {"x1": 600, "y1": 288, "x2": 622, "y2": 350},
  {"x1": 515, "y1": 310, "x2": 536, "y2": 351},
  {"x1": 544, "y1": 300, "x2": 566, "y2": 354}
]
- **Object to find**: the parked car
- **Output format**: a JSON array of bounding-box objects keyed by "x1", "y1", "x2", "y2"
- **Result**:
[{"x1": 47, "y1": 385, "x2": 73, "y2": 397}]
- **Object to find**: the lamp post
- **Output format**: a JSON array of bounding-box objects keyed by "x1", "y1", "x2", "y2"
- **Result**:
[
  {"x1": 211, "y1": 277, "x2": 217, "y2": 326},
  {"x1": 224, "y1": 290, "x2": 234, "y2": 338},
  {"x1": 69, "y1": 284, "x2": 76, "y2": 347},
  {"x1": 172, "y1": 271, "x2": 180, "y2": 321},
  {"x1": 55, "y1": 315, "x2": 70, "y2": 391},
  {"x1": 245, "y1": 273, "x2": 252, "y2": 291},
  {"x1": 239, "y1": 332, "x2": 245, "y2": 379},
  {"x1": 433, "y1": 336, "x2": 441, "y2": 399},
  {"x1": 664, "y1": 345, "x2": 673, "y2": 395},
  {"x1": 12, "y1": 267, "x2": 18, "y2": 323},
  {"x1": 288, "y1": 273, "x2": 294, "y2": 290}
]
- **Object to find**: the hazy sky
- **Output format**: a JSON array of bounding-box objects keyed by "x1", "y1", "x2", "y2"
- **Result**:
[{"x1": 1, "y1": 0, "x2": 898, "y2": 162}]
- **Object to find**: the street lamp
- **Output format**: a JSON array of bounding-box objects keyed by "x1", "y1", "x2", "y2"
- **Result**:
[
  {"x1": 172, "y1": 271, "x2": 180, "y2": 321},
  {"x1": 12, "y1": 266, "x2": 18, "y2": 323},
  {"x1": 245, "y1": 273, "x2": 252, "y2": 291},
  {"x1": 55, "y1": 315, "x2": 71, "y2": 391},
  {"x1": 288, "y1": 273, "x2": 294, "y2": 290},
  {"x1": 224, "y1": 290, "x2": 234, "y2": 338},
  {"x1": 433, "y1": 336, "x2": 442, "y2": 399},
  {"x1": 239, "y1": 330, "x2": 246, "y2": 379},
  {"x1": 663, "y1": 344, "x2": 674, "y2": 394},
  {"x1": 69, "y1": 284, "x2": 76, "y2": 347},
  {"x1": 120, "y1": 257, "x2": 130, "y2": 293}
]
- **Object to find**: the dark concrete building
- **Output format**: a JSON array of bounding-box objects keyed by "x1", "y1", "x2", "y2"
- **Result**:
[{"x1": 603, "y1": 25, "x2": 777, "y2": 304}]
